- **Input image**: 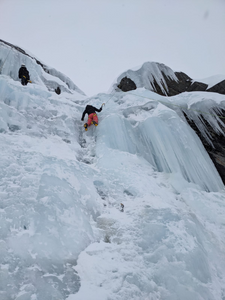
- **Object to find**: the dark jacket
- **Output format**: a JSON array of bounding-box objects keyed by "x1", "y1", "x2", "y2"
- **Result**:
[
  {"x1": 18, "y1": 66, "x2": 30, "y2": 80},
  {"x1": 81, "y1": 105, "x2": 102, "y2": 121}
]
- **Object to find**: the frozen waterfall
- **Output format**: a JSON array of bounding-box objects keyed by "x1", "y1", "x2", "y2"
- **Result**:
[{"x1": 0, "y1": 43, "x2": 225, "y2": 300}]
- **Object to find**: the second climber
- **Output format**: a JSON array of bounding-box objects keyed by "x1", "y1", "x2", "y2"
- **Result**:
[{"x1": 18, "y1": 64, "x2": 31, "y2": 86}]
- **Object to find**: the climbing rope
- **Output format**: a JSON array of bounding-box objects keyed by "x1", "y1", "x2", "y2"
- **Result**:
[{"x1": 104, "y1": 90, "x2": 117, "y2": 105}]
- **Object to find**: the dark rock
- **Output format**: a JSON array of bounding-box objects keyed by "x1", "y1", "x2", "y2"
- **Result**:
[
  {"x1": 207, "y1": 80, "x2": 225, "y2": 94},
  {"x1": 160, "y1": 72, "x2": 208, "y2": 96},
  {"x1": 187, "y1": 81, "x2": 208, "y2": 92},
  {"x1": 118, "y1": 77, "x2": 136, "y2": 92},
  {"x1": 117, "y1": 71, "x2": 210, "y2": 96},
  {"x1": 163, "y1": 72, "x2": 225, "y2": 96},
  {"x1": 183, "y1": 111, "x2": 225, "y2": 185},
  {"x1": 55, "y1": 87, "x2": 61, "y2": 95},
  {"x1": 165, "y1": 72, "x2": 192, "y2": 95},
  {"x1": 151, "y1": 75, "x2": 168, "y2": 96}
]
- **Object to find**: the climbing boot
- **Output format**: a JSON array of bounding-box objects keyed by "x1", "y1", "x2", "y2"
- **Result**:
[
  {"x1": 84, "y1": 123, "x2": 88, "y2": 131},
  {"x1": 93, "y1": 121, "x2": 98, "y2": 126}
]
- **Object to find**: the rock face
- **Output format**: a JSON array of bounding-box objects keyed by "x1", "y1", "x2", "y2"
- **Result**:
[
  {"x1": 184, "y1": 112, "x2": 225, "y2": 185},
  {"x1": 207, "y1": 80, "x2": 225, "y2": 94},
  {"x1": 158, "y1": 72, "x2": 210, "y2": 95},
  {"x1": 117, "y1": 62, "x2": 225, "y2": 96},
  {"x1": 169, "y1": 72, "x2": 208, "y2": 94}
]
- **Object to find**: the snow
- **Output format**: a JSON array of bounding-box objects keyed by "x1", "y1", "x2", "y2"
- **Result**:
[
  {"x1": 1, "y1": 44, "x2": 225, "y2": 300},
  {"x1": 0, "y1": 40, "x2": 85, "y2": 96},
  {"x1": 193, "y1": 75, "x2": 225, "y2": 89},
  {"x1": 111, "y1": 62, "x2": 179, "y2": 95},
  {"x1": 111, "y1": 62, "x2": 225, "y2": 99}
]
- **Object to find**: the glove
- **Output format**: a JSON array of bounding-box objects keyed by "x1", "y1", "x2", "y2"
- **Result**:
[{"x1": 81, "y1": 118, "x2": 84, "y2": 121}]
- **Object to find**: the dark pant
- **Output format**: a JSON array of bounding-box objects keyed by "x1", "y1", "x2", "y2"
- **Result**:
[{"x1": 21, "y1": 76, "x2": 28, "y2": 86}]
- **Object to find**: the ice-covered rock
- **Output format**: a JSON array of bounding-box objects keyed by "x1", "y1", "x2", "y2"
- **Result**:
[{"x1": 114, "y1": 61, "x2": 225, "y2": 96}]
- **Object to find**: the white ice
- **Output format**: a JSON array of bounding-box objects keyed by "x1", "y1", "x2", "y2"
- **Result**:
[
  {"x1": 111, "y1": 62, "x2": 178, "y2": 96},
  {"x1": 0, "y1": 44, "x2": 225, "y2": 300}
]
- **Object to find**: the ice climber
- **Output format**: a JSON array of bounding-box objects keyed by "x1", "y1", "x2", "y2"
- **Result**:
[
  {"x1": 18, "y1": 64, "x2": 30, "y2": 86},
  {"x1": 81, "y1": 104, "x2": 104, "y2": 131}
]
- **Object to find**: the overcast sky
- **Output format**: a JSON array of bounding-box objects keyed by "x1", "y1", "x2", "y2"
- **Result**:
[{"x1": 0, "y1": 0, "x2": 225, "y2": 96}]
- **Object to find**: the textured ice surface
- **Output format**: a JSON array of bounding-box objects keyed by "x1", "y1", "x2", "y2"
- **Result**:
[
  {"x1": 0, "y1": 61, "x2": 225, "y2": 299},
  {"x1": 0, "y1": 40, "x2": 85, "y2": 95}
]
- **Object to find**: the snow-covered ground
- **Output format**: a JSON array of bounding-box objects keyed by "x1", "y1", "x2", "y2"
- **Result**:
[{"x1": 1, "y1": 46, "x2": 225, "y2": 299}]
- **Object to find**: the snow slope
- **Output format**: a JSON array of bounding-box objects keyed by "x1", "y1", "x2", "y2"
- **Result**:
[
  {"x1": 0, "y1": 51, "x2": 225, "y2": 299},
  {"x1": 0, "y1": 39, "x2": 85, "y2": 96}
]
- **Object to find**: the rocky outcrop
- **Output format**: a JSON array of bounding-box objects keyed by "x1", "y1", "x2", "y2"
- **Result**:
[
  {"x1": 55, "y1": 87, "x2": 61, "y2": 95},
  {"x1": 150, "y1": 71, "x2": 209, "y2": 96},
  {"x1": 117, "y1": 77, "x2": 136, "y2": 92},
  {"x1": 162, "y1": 72, "x2": 209, "y2": 95},
  {"x1": 117, "y1": 62, "x2": 225, "y2": 96},
  {"x1": 184, "y1": 111, "x2": 225, "y2": 185},
  {"x1": 207, "y1": 80, "x2": 225, "y2": 94}
]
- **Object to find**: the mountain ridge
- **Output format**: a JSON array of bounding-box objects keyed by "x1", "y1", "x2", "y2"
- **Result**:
[{"x1": 116, "y1": 61, "x2": 225, "y2": 96}]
